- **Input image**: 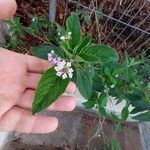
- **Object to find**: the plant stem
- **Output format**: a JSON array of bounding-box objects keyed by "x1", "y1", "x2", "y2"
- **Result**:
[{"x1": 32, "y1": 34, "x2": 48, "y2": 44}]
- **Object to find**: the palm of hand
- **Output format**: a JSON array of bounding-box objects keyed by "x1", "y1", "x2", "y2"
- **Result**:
[{"x1": 0, "y1": 49, "x2": 76, "y2": 133}]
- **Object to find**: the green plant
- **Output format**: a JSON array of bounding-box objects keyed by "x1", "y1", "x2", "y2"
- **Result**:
[
  {"x1": 4, "y1": 17, "x2": 25, "y2": 49},
  {"x1": 30, "y1": 12, "x2": 120, "y2": 115},
  {"x1": 4, "y1": 11, "x2": 150, "y2": 150},
  {"x1": 103, "y1": 139, "x2": 121, "y2": 150},
  {"x1": 29, "y1": 12, "x2": 150, "y2": 123},
  {"x1": 4, "y1": 12, "x2": 150, "y2": 122}
]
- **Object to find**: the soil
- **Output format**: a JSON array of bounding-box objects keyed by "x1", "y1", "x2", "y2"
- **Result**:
[{"x1": 15, "y1": 0, "x2": 150, "y2": 58}]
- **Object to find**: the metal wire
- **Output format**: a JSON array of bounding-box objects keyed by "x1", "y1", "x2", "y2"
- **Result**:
[
  {"x1": 103, "y1": 0, "x2": 135, "y2": 42},
  {"x1": 118, "y1": 13, "x2": 150, "y2": 50},
  {"x1": 66, "y1": 0, "x2": 150, "y2": 55},
  {"x1": 111, "y1": 1, "x2": 149, "y2": 47},
  {"x1": 126, "y1": 27, "x2": 150, "y2": 52},
  {"x1": 69, "y1": 0, "x2": 150, "y2": 36}
]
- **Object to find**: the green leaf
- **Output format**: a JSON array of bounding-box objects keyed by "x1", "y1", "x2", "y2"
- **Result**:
[
  {"x1": 75, "y1": 34, "x2": 91, "y2": 54},
  {"x1": 66, "y1": 12, "x2": 81, "y2": 49},
  {"x1": 79, "y1": 44, "x2": 119, "y2": 64},
  {"x1": 115, "y1": 122, "x2": 122, "y2": 133},
  {"x1": 104, "y1": 67, "x2": 117, "y2": 84},
  {"x1": 32, "y1": 68, "x2": 70, "y2": 114},
  {"x1": 83, "y1": 100, "x2": 95, "y2": 109},
  {"x1": 132, "y1": 111, "x2": 150, "y2": 121},
  {"x1": 121, "y1": 106, "x2": 129, "y2": 121},
  {"x1": 99, "y1": 106, "x2": 107, "y2": 117},
  {"x1": 76, "y1": 67, "x2": 93, "y2": 99},
  {"x1": 126, "y1": 94, "x2": 150, "y2": 114},
  {"x1": 31, "y1": 44, "x2": 64, "y2": 60},
  {"x1": 92, "y1": 73, "x2": 104, "y2": 92},
  {"x1": 98, "y1": 93, "x2": 107, "y2": 107},
  {"x1": 104, "y1": 139, "x2": 121, "y2": 150},
  {"x1": 96, "y1": 9, "x2": 104, "y2": 19}
]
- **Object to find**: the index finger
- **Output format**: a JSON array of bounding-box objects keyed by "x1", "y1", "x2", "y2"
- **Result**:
[{"x1": 25, "y1": 55, "x2": 53, "y2": 73}]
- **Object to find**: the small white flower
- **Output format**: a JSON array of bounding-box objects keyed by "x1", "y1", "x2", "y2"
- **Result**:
[
  {"x1": 58, "y1": 32, "x2": 61, "y2": 36},
  {"x1": 68, "y1": 32, "x2": 72, "y2": 35},
  {"x1": 115, "y1": 74, "x2": 119, "y2": 78},
  {"x1": 32, "y1": 17, "x2": 37, "y2": 22},
  {"x1": 48, "y1": 51, "x2": 61, "y2": 65},
  {"x1": 48, "y1": 53, "x2": 53, "y2": 62},
  {"x1": 51, "y1": 50, "x2": 54, "y2": 54},
  {"x1": 66, "y1": 62, "x2": 71, "y2": 67},
  {"x1": 60, "y1": 36, "x2": 66, "y2": 40},
  {"x1": 110, "y1": 84, "x2": 115, "y2": 88},
  {"x1": 56, "y1": 72, "x2": 63, "y2": 77},
  {"x1": 54, "y1": 60, "x2": 74, "y2": 79},
  {"x1": 65, "y1": 35, "x2": 71, "y2": 40},
  {"x1": 62, "y1": 73, "x2": 68, "y2": 79},
  {"x1": 68, "y1": 68, "x2": 73, "y2": 73},
  {"x1": 68, "y1": 72, "x2": 73, "y2": 78}
]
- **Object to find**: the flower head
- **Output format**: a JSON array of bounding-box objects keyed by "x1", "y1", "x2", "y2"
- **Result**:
[
  {"x1": 60, "y1": 32, "x2": 72, "y2": 41},
  {"x1": 60, "y1": 36, "x2": 66, "y2": 41},
  {"x1": 48, "y1": 50, "x2": 61, "y2": 65},
  {"x1": 48, "y1": 51, "x2": 74, "y2": 79},
  {"x1": 110, "y1": 84, "x2": 115, "y2": 88},
  {"x1": 115, "y1": 74, "x2": 119, "y2": 78},
  {"x1": 68, "y1": 32, "x2": 72, "y2": 35},
  {"x1": 54, "y1": 61, "x2": 74, "y2": 79}
]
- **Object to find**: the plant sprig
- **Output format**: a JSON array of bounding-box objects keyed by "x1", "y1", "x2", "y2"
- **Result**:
[{"x1": 4, "y1": 12, "x2": 150, "y2": 123}]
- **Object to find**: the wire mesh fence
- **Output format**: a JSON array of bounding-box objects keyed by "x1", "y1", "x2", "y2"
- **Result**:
[{"x1": 52, "y1": 0, "x2": 150, "y2": 58}]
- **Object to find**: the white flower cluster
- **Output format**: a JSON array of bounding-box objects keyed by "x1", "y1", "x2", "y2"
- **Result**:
[
  {"x1": 55, "y1": 61, "x2": 73, "y2": 79},
  {"x1": 59, "y1": 32, "x2": 72, "y2": 41},
  {"x1": 48, "y1": 50, "x2": 73, "y2": 79}
]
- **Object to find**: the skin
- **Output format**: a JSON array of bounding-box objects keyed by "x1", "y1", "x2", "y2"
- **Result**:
[
  {"x1": 0, "y1": 0, "x2": 17, "y2": 20},
  {"x1": 0, "y1": 1, "x2": 76, "y2": 133}
]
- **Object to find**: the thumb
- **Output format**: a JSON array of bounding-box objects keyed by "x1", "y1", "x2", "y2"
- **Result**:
[{"x1": 0, "y1": 0, "x2": 17, "y2": 20}]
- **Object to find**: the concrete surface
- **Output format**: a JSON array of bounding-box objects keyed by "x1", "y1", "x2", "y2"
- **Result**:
[{"x1": 2, "y1": 107, "x2": 143, "y2": 150}]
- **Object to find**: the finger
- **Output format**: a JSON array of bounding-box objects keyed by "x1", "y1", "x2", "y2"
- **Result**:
[
  {"x1": 17, "y1": 90, "x2": 76, "y2": 112},
  {"x1": 0, "y1": 0, "x2": 17, "y2": 20},
  {"x1": 25, "y1": 55, "x2": 52, "y2": 73},
  {"x1": 66, "y1": 82, "x2": 76, "y2": 93},
  {"x1": 48, "y1": 95, "x2": 76, "y2": 111},
  {"x1": 27, "y1": 73, "x2": 41, "y2": 90},
  {"x1": 0, "y1": 93, "x2": 19, "y2": 119},
  {"x1": 0, "y1": 107, "x2": 58, "y2": 133},
  {"x1": 27, "y1": 73, "x2": 76, "y2": 93}
]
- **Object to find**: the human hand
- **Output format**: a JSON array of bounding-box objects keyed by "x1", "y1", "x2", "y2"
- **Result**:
[
  {"x1": 0, "y1": 48, "x2": 76, "y2": 133},
  {"x1": 0, "y1": 0, "x2": 17, "y2": 20}
]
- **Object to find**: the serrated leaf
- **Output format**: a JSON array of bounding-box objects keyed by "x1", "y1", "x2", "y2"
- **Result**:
[
  {"x1": 79, "y1": 44, "x2": 119, "y2": 64},
  {"x1": 92, "y1": 73, "x2": 103, "y2": 92},
  {"x1": 66, "y1": 12, "x2": 81, "y2": 49},
  {"x1": 32, "y1": 68, "x2": 70, "y2": 114},
  {"x1": 75, "y1": 34, "x2": 91, "y2": 54},
  {"x1": 126, "y1": 94, "x2": 150, "y2": 114},
  {"x1": 132, "y1": 111, "x2": 150, "y2": 121},
  {"x1": 31, "y1": 44, "x2": 64, "y2": 60},
  {"x1": 121, "y1": 106, "x2": 129, "y2": 121},
  {"x1": 76, "y1": 67, "x2": 93, "y2": 100}
]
